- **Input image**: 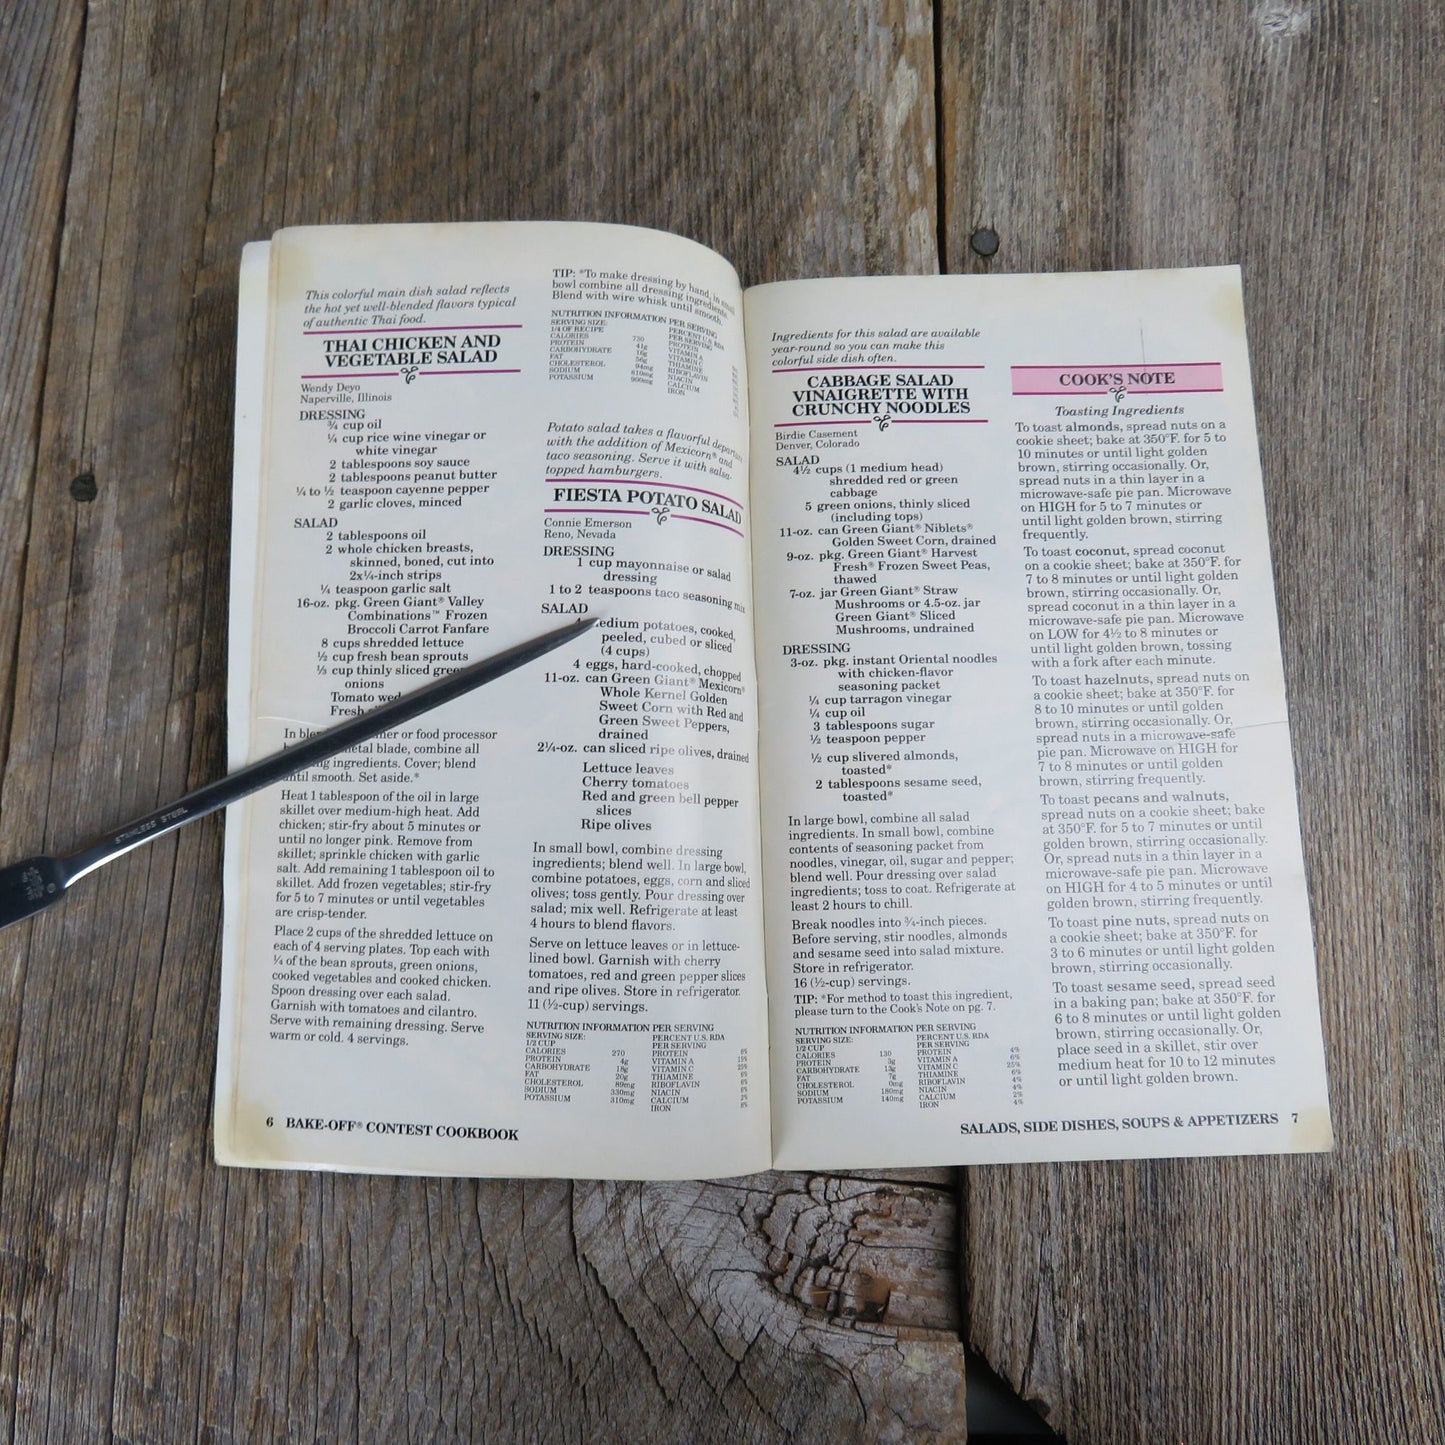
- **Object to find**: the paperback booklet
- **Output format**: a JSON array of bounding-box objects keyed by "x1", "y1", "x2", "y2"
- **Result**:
[{"x1": 219, "y1": 222, "x2": 1332, "y2": 1177}]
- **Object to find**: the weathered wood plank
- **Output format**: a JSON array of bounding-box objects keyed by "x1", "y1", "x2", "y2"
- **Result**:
[
  {"x1": 0, "y1": 2, "x2": 961, "y2": 1440},
  {"x1": 0, "y1": 24, "x2": 87, "y2": 1409},
  {"x1": 239, "y1": 0, "x2": 938, "y2": 281},
  {"x1": 188, "y1": 1173, "x2": 961, "y2": 1443},
  {"x1": 0, "y1": 0, "x2": 87, "y2": 763},
  {"x1": 940, "y1": 2, "x2": 1444, "y2": 1438},
  {"x1": 0, "y1": 0, "x2": 242, "y2": 1436},
  {"x1": 0, "y1": 4, "x2": 84, "y2": 761}
]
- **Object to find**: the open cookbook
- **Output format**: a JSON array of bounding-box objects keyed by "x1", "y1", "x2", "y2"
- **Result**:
[{"x1": 218, "y1": 222, "x2": 1332, "y2": 1176}]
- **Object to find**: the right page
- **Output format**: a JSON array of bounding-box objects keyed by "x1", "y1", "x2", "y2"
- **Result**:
[{"x1": 745, "y1": 268, "x2": 1332, "y2": 1167}]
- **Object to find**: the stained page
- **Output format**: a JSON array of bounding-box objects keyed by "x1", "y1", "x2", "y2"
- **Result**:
[
  {"x1": 218, "y1": 224, "x2": 769, "y2": 1178},
  {"x1": 745, "y1": 268, "x2": 1332, "y2": 1166}
]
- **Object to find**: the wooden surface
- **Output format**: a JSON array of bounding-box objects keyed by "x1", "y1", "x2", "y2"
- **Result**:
[
  {"x1": 942, "y1": 5, "x2": 1445, "y2": 1439},
  {"x1": 0, "y1": 1, "x2": 1436, "y2": 1440}
]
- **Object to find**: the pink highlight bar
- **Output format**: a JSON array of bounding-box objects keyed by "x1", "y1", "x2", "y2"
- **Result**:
[
  {"x1": 303, "y1": 323, "x2": 525, "y2": 335},
  {"x1": 546, "y1": 477, "x2": 744, "y2": 511},
  {"x1": 774, "y1": 418, "x2": 866, "y2": 428},
  {"x1": 892, "y1": 418, "x2": 989, "y2": 425},
  {"x1": 1011, "y1": 362, "x2": 1223, "y2": 396},
  {"x1": 300, "y1": 371, "x2": 398, "y2": 378},
  {"x1": 675, "y1": 514, "x2": 745, "y2": 539},
  {"x1": 420, "y1": 368, "x2": 522, "y2": 375},
  {"x1": 772, "y1": 363, "x2": 985, "y2": 373}
]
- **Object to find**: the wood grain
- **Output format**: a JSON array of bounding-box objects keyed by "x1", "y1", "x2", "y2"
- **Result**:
[
  {"x1": 0, "y1": 1, "x2": 961, "y2": 1440},
  {"x1": 7, "y1": 0, "x2": 1435, "y2": 1437},
  {"x1": 940, "y1": 2, "x2": 1445, "y2": 1438},
  {"x1": 0, "y1": 3, "x2": 86, "y2": 775},
  {"x1": 184, "y1": 1172, "x2": 961, "y2": 1442}
]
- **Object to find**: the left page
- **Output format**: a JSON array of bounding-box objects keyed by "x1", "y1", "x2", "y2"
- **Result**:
[{"x1": 217, "y1": 223, "x2": 768, "y2": 1179}]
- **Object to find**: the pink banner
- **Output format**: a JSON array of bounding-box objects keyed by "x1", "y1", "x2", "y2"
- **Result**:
[{"x1": 1011, "y1": 362, "x2": 1223, "y2": 396}]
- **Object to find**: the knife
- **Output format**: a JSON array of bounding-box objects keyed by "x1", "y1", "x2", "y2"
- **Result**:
[{"x1": 0, "y1": 615, "x2": 598, "y2": 931}]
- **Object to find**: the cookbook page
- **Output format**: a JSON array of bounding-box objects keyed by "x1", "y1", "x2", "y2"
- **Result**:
[
  {"x1": 218, "y1": 223, "x2": 769, "y2": 1179},
  {"x1": 745, "y1": 268, "x2": 1331, "y2": 1167}
]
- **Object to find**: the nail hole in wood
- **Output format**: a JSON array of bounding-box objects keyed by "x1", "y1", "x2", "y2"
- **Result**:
[{"x1": 969, "y1": 227, "x2": 999, "y2": 258}]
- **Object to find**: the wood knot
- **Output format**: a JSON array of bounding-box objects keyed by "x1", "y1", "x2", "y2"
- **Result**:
[{"x1": 751, "y1": 1175, "x2": 958, "y2": 1334}]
